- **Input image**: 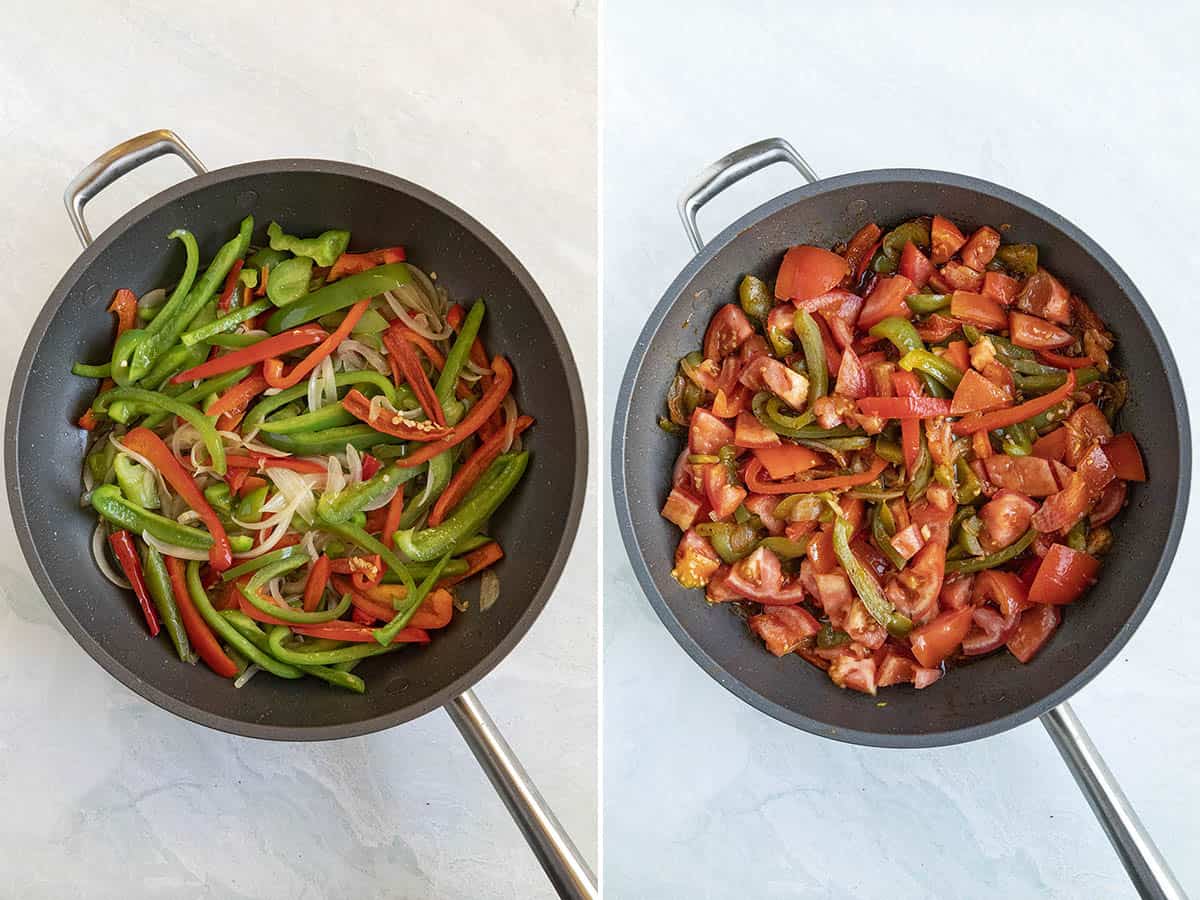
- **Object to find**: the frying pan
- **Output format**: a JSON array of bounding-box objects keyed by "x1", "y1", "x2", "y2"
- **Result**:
[
  {"x1": 612, "y1": 138, "x2": 1190, "y2": 899},
  {"x1": 6, "y1": 131, "x2": 595, "y2": 899}
]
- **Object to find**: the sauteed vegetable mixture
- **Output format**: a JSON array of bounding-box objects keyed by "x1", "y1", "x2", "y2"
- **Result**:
[
  {"x1": 660, "y1": 215, "x2": 1143, "y2": 695},
  {"x1": 74, "y1": 218, "x2": 530, "y2": 693}
]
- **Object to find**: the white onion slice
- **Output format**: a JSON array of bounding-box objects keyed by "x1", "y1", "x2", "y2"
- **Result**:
[
  {"x1": 479, "y1": 571, "x2": 500, "y2": 611},
  {"x1": 234, "y1": 664, "x2": 260, "y2": 689},
  {"x1": 92, "y1": 524, "x2": 131, "y2": 588},
  {"x1": 345, "y1": 445, "x2": 362, "y2": 485},
  {"x1": 142, "y1": 531, "x2": 209, "y2": 561},
  {"x1": 500, "y1": 394, "x2": 518, "y2": 453},
  {"x1": 361, "y1": 482, "x2": 401, "y2": 512}
]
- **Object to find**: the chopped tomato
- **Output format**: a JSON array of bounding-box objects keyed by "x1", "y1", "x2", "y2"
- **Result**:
[
  {"x1": 889, "y1": 523, "x2": 925, "y2": 561},
  {"x1": 915, "y1": 313, "x2": 960, "y2": 343},
  {"x1": 950, "y1": 368, "x2": 1012, "y2": 414},
  {"x1": 885, "y1": 536, "x2": 946, "y2": 625},
  {"x1": 843, "y1": 599, "x2": 887, "y2": 650},
  {"x1": 982, "y1": 271, "x2": 1019, "y2": 305},
  {"x1": 711, "y1": 384, "x2": 750, "y2": 418},
  {"x1": 671, "y1": 530, "x2": 721, "y2": 589},
  {"x1": 1103, "y1": 432, "x2": 1146, "y2": 481},
  {"x1": 898, "y1": 241, "x2": 934, "y2": 288},
  {"x1": 959, "y1": 226, "x2": 1001, "y2": 271},
  {"x1": 909, "y1": 608, "x2": 974, "y2": 668},
  {"x1": 776, "y1": 245, "x2": 850, "y2": 301},
  {"x1": 982, "y1": 456, "x2": 1061, "y2": 497},
  {"x1": 689, "y1": 408, "x2": 734, "y2": 455},
  {"x1": 661, "y1": 486, "x2": 704, "y2": 531},
  {"x1": 753, "y1": 444, "x2": 822, "y2": 480},
  {"x1": 740, "y1": 356, "x2": 809, "y2": 410},
  {"x1": 943, "y1": 340, "x2": 970, "y2": 373},
  {"x1": 843, "y1": 223, "x2": 883, "y2": 284},
  {"x1": 743, "y1": 493, "x2": 784, "y2": 535},
  {"x1": 1028, "y1": 543, "x2": 1100, "y2": 605},
  {"x1": 856, "y1": 396, "x2": 953, "y2": 419},
  {"x1": 978, "y1": 489, "x2": 1038, "y2": 552},
  {"x1": 1031, "y1": 443, "x2": 1115, "y2": 532},
  {"x1": 702, "y1": 463, "x2": 747, "y2": 521},
  {"x1": 828, "y1": 654, "x2": 877, "y2": 695},
  {"x1": 930, "y1": 215, "x2": 966, "y2": 264},
  {"x1": 734, "y1": 411, "x2": 780, "y2": 449},
  {"x1": 1007, "y1": 604, "x2": 1061, "y2": 663},
  {"x1": 1032, "y1": 428, "x2": 1068, "y2": 462},
  {"x1": 877, "y1": 653, "x2": 943, "y2": 689},
  {"x1": 938, "y1": 261, "x2": 985, "y2": 293},
  {"x1": 1064, "y1": 404, "x2": 1113, "y2": 467},
  {"x1": 857, "y1": 275, "x2": 914, "y2": 329},
  {"x1": 1015, "y1": 269, "x2": 1072, "y2": 325},
  {"x1": 940, "y1": 574, "x2": 975, "y2": 609},
  {"x1": 972, "y1": 569, "x2": 1028, "y2": 617},
  {"x1": 703, "y1": 304, "x2": 755, "y2": 361},
  {"x1": 748, "y1": 606, "x2": 820, "y2": 656},
  {"x1": 834, "y1": 345, "x2": 869, "y2": 399},
  {"x1": 950, "y1": 290, "x2": 1006, "y2": 330},
  {"x1": 724, "y1": 546, "x2": 783, "y2": 601},
  {"x1": 1008, "y1": 311, "x2": 1073, "y2": 350},
  {"x1": 1089, "y1": 479, "x2": 1127, "y2": 526},
  {"x1": 961, "y1": 604, "x2": 1022, "y2": 656}
]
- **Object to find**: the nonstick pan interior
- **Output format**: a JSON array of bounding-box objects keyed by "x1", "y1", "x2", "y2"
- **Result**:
[
  {"x1": 614, "y1": 170, "x2": 1188, "y2": 747},
  {"x1": 7, "y1": 160, "x2": 587, "y2": 740}
]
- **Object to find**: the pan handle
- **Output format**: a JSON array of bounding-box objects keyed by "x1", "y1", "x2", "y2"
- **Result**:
[
  {"x1": 677, "y1": 137, "x2": 818, "y2": 253},
  {"x1": 64, "y1": 129, "x2": 206, "y2": 247},
  {"x1": 446, "y1": 690, "x2": 597, "y2": 900},
  {"x1": 1041, "y1": 703, "x2": 1187, "y2": 899}
]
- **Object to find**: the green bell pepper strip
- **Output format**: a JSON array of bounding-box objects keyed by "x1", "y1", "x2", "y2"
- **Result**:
[
  {"x1": 757, "y1": 536, "x2": 810, "y2": 560},
  {"x1": 793, "y1": 308, "x2": 827, "y2": 407},
  {"x1": 317, "y1": 462, "x2": 425, "y2": 524},
  {"x1": 738, "y1": 275, "x2": 772, "y2": 321},
  {"x1": 752, "y1": 393, "x2": 833, "y2": 439},
  {"x1": 831, "y1": 514, "x2": 913, "y2": 637},
  {"x1": 91, "y1": 485, "x2": 252, "y2": 552},
  {"x1": 207, "y1": 332, "x2": 265, "y2": 348},
  {"x1": 114, "y1": 454, "x2": 159, "y2": 509},
  {"x1": 393, "y1": 451, "x2": 529, "y2": 563},
  {"x1": 138, "y1": 305, "x2": 161, "y2": 322},
  {"x1": 142, "y1": 340, "x2": 206, "y2": 391},
  {"x1": 872, "y1": 503, "x2": 908, "y2": 571},
  {"x1": 238, "y1": 268, "x2": 258, "y2": 289},
  {"x1": 957, "y1": 515, "x2": 986, "y2": 556},
  {"x1": 1025, "y1": 400, "x2": 1074, "y2": 433},
  {"x1": 962, "y1": 326, "x2": 1035, "y2": 361},
  {"x1": 94, "y1": 387, "x2": 226, "y2": 475},
  {"x1": 259, "y1": 424, "x2": 406, "y2": 455},
  {"x1": 243, "y1": 370, "x2": 402, "y2": 433},
  {"x1": 221, "y1": 613, "x2": 365, "y2": 692},
  {"x1": 109, "y1": 328, "x2": 146, "y2": 386},
  {"x1": 142, "y1": 365, "x2": 253, "y2": 429},
  {"x1": 898, "y1": 349, "x2": 963, "y2": 391},
  {"x1": 318, "y1": 518, "x2": 417, "y2": 599},
  {"x1": 141, "y1": 545, "x2": 191, "y2": 662},
  {"x1": 203, "y1": 482, "x2": 232, "y2": 514},
  {"x1": 130, "y1": 222, "x2": 249, "y2": 381},
  {"x1": 266, "y1": 625, "x2": 402, "y2": 667},
  {"x1": 374, "y1": 550, "x2": 453, "y2": 645},
  {"x1": 246, "y1": 246, "x2": 290, "y2": 271},
  {"x1": 265, "y1": 264, "x2": 409, "y2": 333},
  {"x1": 874, "y1": 436, "x2": 905, "y2": 465},
  {"x1": 1016, "y1": 368, "x2": 1100, "y2": 395},
  {"x1": 817, "y1": 622, "x2": 851, "y2": 649},
  {"x1": 72, "y1": 361, "x2": 111, "y2": 378},
  {"x1": 257, "y1": 403, "x2": 359, "y2": 434},
  {"x1": 181, "y1": 299, "x2": 272, "y2": 346},
  {"x1": 115, "y1": 230, "x2": 201, "y2": 381},
  {"x1": 235, "y1": 484, "x2": 269, "y2": 523},
  {"x1": 266, "y1": 222, "x2": 350, "y2": 267},
  {"x1": 767, "y1": 326, "x2": 794, "y2": 357},
  {"x1": 881, "y1": 219, "x2": 931, "y2": 261},
  {"x1": 436, "y1": 300, "x2": 485, "y2": 405},
  {"x1": 320, "y1": 307, "x2": 390, "y2": 335},
  {"x1": 944, "y1": 528, "x2": 1037, "y2": 574},
  {"x1": 266, "y1": 256, "x2": 314, "y2": 306},
  {"x1": 955, "y1": 457, "x2": 982, "y2": 504},
  {"x1": 869, "y1": 317, "x2": 947, "y2": 398},
  {"x1": 993, "y1": 243, "x2": 1038, "y2": 276},
  {"x1": 905, "y1": 433, "x2": 933, "y2": 502},
  {"x1": 87, "y1": 439, "x2": 118, "y2": 485},
  {"x1": 237, "y1": 555, "x2": 354, "y2": 624},
  {"x1": 796, "y1": 436, "x2": 872, "y2": 452},
  {"x1": 905, "y1": 293, "x2": 950, "y2": 315},
  {"x1": 220, "y1": 544, "x2": 307, "y2": 582},
  {"x1": 1011, "y1": 358, "x2": 1065, "y2": 377},
  {"x1": 381, "y1": 558, "x2": 469, "y2": 583},
  {"x1": 695, "y1": 522, "x2": 759, "y2": 564},
  {"x1": 998, "y1": 422, "x2": 1035, "y2": 456},
  {"x1": 1066, "y1": 519, "x2": 1088, "y2": 552}
]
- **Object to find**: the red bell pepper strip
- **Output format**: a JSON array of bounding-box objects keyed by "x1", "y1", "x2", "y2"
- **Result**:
[
  {"x1": 108, "y1": 530, "x2": 160, "y2": 636},
  {"x1": 290, "y1": 620, "x2": 430, "y2": 644},
  {"x1": 165, "y1": 555, "x2": 239, "y2": 677},
  {"x1": 744, "y1": 454, "x2": 889, "y2": 495},
  {"x1": 856, "y1": 396, "x2": 954, "y2": 419},
  {"x1": 263, "y1": 299, "x2": 370, "y2": 390},
  {"x1": 953, "y1": 370, "x2": 1076, "y2": 435},
  {"x1": 341, "y1": 389, "x2": 453, "y2": 441},
  {"x1": 386, "y1": 356, "x2": 516, "y2": 469},
  {"x1": 109, "y1": 288, "x2": 139, "y2": 335},
  {"x1": 217, "y1": 259, "x2": 245, "y2": 313},
  {"x1": 329, "y1": 554, "x2": 384, "y2": 591},
  {"x1": 388, "y1": 324, "x2": 446, "y2": 370},
  {"x1": 381, "y1": 484, "x2": 405, "y2": 549},
  {"x1": 437, "y1": 541, "x2": 505, "y2": 588},
  {"x1": 327, "y1": 247, "x2": 406, "y2": 281},
  {"x1": 428, "y1": 414, "x2": 534, "y2": 526},
  {"x1": 256, "y1": 265, "x2": 270, "y2": 298},
  {"x1": 332, "y1": 574, "x2": 395, "y2": 621},
  {"x1": 302, "y1": 555, "x2": 331, "y2": 612},
  {"x1": 171, "y1": 327, "x2": 327, "y2": 383},
  {"x1": 448, "y1": 303, "x2": 494, "y2": 391},
  {"x1": 892, "y1": 370, "x2": 922, "y2": 473},
  {"x1": 224, "y1": 453, "x2": 327, "y2": 475},
  {"x1": 1036, "y1": 349, "x2": 1094, "y2": 369},
  {"x1": 209, "y1": 371, "x2": 269, "y2": 432},
  {"x1": 121, "y1": 427, "x2": 234, "y2": 571},
  {"x1": 381, "y1": 324, "x2": 446, "y2": 426}
]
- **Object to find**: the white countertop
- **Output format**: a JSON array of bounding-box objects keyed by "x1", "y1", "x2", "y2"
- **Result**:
[
  {"x1": 602, "y1": 2, "x2": 1200, "y2": 897},
  {"x1": 0, "y1": 2, "x2": 596, "y2": 897}
]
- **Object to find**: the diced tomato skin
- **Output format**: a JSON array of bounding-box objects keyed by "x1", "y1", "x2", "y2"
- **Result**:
[
  {"x1": 857, "y1": 275, "x2": 914, "y2": 329},
  {"x1": 661, "y1": 487, "x2": 704, "y2": 531},
  {"x1": 753, "y1": 444, "x2": 822, "y2": 480},
  {"x1": 960, "y1": 226, "x2": 1001, "y2": 271},
  {"x1": 703, "y1": 304, "x2": 755, "y2": 361},
  {"x1": 1090, "y1": 479, "x2": 1127, "y2": 526},
  {"x1": 1007, "y1": 604, "x2": 1061, "y2": 663},
  {"x1": 1028, "y1": 544, "x2": 1101, "y2": 605},
  {"x1": 776, "y1": 246, "x2": 850, "y2": 301},
  {"x1": 889, "y1": 523, "x2": 925, "y2": 560},
  {"x1": 930, "y1": 215, "x2": 966, "y2": 264},
  {"x1": 982, "y1": 271, "x2": 1020, "y2": 305},
  {"x1": 702, "y1": 464, "x2": 747, "y2": 521},
  {"x1": 978, "y1": 489, "x2": 1038, "y2": 552},
  {"x1": 1103, "y1": 433, "x2": 1146, "y2": 481},
  {"x1": 938, "y1": 261, "x2": 985, "y2": 293},
  {"x1": 1015, "y1": 269, "x2": 1072, "y2": 325},
  {"x1": 1065, "y1": 404, "x2": 1113, "y2": 467},
  {"x1": 743, "y1": 493, "x2": 784, "y2": 535},
  {"x1": 843, "y1": 224, "x2": 883, "y2": 284},
  {"x1": 834, "y1": 345, "x2": 869, "y2": 399},
  {"x1": 972, "y1": 570, "x2": 1028, "y2": 618},
  {"x1": 828, "y1": 655, "x2": 877, "y2": 695},
  {"x1": 909, "y1": 607, "x2": 974, "y2": 668},
  {"x1": 950, "y1": 291, "x2": 1007, "y2": 330},
  {"x1": 915, "y1": 313, "x2": 960, "y2": 343},
  {"x1": 943, "y1": 340, "x2": 970, "y2": 373},
  {"x1": 724, "y1": 546, "x2": 783, "y2": 601},
  {"x1": 734, "y1": 411, "x2": 780, "y2": 449},
  {"x1": 898, "y1": 241, "x2": 934, "y2": 288},
  {"x1": 1009, "y1": 311, "x2": 1073, "y2": 350},
  {"x1": 1032, "y1": 428, "x2": 1068, "y2": 462},
  {"x1": 749, "y1": 606, "x2": 821, "y2": 656},
  {"x1": 1031, "y1": 443, "x2": 1115, "y2": 532},
  {"x1": 689, "y1": 408, "x2": 735, "y2": 455},
  {"x1": 940, "y1": 574, "x2": 975, "y2": 609},
  {"x1": 982, "y1": 456, "x2": 1061, "y2": 497},
  {"x1": 741, "y1": 356, "x2": 809, "y2": 410},
  {"x1": 951, "y1": 368, "x2": 1012, "y2": 415},
  {"x1": 672, "y1": 530, "x2": 721, "y2": 589}
]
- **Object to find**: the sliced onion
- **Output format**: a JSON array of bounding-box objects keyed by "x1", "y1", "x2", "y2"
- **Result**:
[
  {"x1": 240, "y1": 437, "x2": 291, "y2": 457},
  {"x1": 307, "y1": 353, "x2": 337, "y2": 414},
  {"x1": 325, "y1": 455, "x2": 346, "y2": 496},
  {"x1": 142, "y1": 530, "x2": 209, "y2": 561},
  {"x1": 82, "y1": 465, "x2": 96, "y2": 493},
  {"x1": 176, "y1": 510, "x2": 202, "y2": 526},
  {"x1": 345, "y1": 445, "x2": 362, "y2": 485},
  {"x1": 336, "y1": 339, "x2": 390, "y2": 374},
  {"x1": 501, "y1": 395, "x2": 518, "y2": 453},
  {"x1": 138, "y1": 287, "x2": 167, "y2": 309},
  {"x1": 384, "y1": 289, "x2": 452, "y2": 341},
  {"x1": 92, "y1": 524, "x2": 131, "y2": 588},
  {"x1": 465, "y1": 358, "x2": 492, "y2": 377},
  {"x1": 361, "y1": 482, "x2": 401, "y2": 512},
  {"x1": 234, "y1": 664, "x2": 260, "y2": 689},
  {"x1": 110, "y1": 435, "x2": 172, "y2": 500},
  {"x1": 479, "y1": 570, "x2": 500, "y2": 611},
  {"x1": 406, "y1": 264, "x2": 450, "y2": 318}
]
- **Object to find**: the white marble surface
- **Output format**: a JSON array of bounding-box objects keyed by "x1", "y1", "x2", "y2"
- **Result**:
[
  {"x1": 0, "y1": 2, "x2": 596, "y2": 897},
  {"x1": 603, "y1": 3, "x2": 1199, "y2": 898}
]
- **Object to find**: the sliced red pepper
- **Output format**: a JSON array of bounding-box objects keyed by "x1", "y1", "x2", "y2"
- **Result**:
[
  {"x1": 171, "y1": 326, "x2": 327, "y2": 383},
  {"x1": 290, "y1": 620, "x2": 430, "y2": 644},
  {"x1": 1037, "y1": 349, "x2": 1094, "y2": 369},
  {"x1": 953, "y1": 370, "x2": 1076, "y2": 435},
  {"x1": 1103, "y1": 433, "x2": 1146, "y2": 481},
  {"x1": 121, "y1": 427, "x2": 233, "y2": 571},
  {"x1": 108, "y1": 530, "x2": 160, "y2": 636},
  {"x1": 341, "y1": 388, "x2": 453, "y2": 441},
  {"x1": 303, "y1": 555, "x2": 331, "y2": 612},
  {"x1": 744, "y1": 454, "x2": 889, "y2": 495},
  {"x1": 382, "y1": 485, "x2": 405, "y2": 549},
  {"x1": 388, "y1": 324, "x2": 446, "y2": 370},
  {"x1": 360, "y1": 453, "x2": 382, "y2": 481},
  {"x1": 165, "y1": 555, "x2": 239, "y2": 677},
  {"x1": 381, "y1": 323, "x2": 446, "y2": 425},
  {"x1": 263, "y1": 300, "x2": 369, "y2": 390},
  {"x1": 217, "y1": 259, "x2": 245, "y2": 313},
  {"x1": 257, "y1": 265, "x2": 270, "y2": 298},
  {"x1": 108, "y1": 288, "x2": 139, "y2": 335},
  {"x1": 892, "y1": 370, "x2": 922, "y2": 474},
  {"x1": 327, "y1": 246, "x2": 406, "y2": 281},
  {"x1": 438, "y1": 541, "x2": 505, "y2": 588},
  {"x1": 429, "y1": 415, "x2": 534, "y2": 526},
  {"x1": 843, "y1": 224, "x2": 882, "y2": 283},
  {"x1": 856, "y1": 396, "x2": 954, "y2": 419},
  {"x1": 224, "y1": 453, "x2": 327, "y2": 475},
  {"x1": 209, "y1": 370, "x2": 269, "y2": 432}
]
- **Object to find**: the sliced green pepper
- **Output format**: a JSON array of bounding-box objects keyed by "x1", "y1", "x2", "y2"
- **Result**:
[
  {"x1": 258, "y1": 404, "x2": 360, "y2": 435},
  {"x1": 955, "y1": 457, "x2": 982, "y2": 504},
  {"x1": 203, "y1": 482, "x2": 232, "y2": 514},
  {"x1": 373, "y1": 550, "x2": 453, "y2": 646},
  {"x1": 317, "y1": 461, "x2": 424, "y2": 524},
  {"x1": 94, "y1": 387, "x2": 226, "y2": 475},
  {"x1": 905, "y1": 293, "x2": 950, "y2": 315},
  {"x1": 266, "y1": 221, "x2": 350, "y2": 267},
  {"x1": 695, "y1": 522, "x2": 759, "y2": 564},
  {"x1": 72, "y1": 361, "x2": 112, "y2": 379},
  {"x1": 898, "y1": 349, "x2": 963, "y2": 390},
  {"x1": 181, "y1": 299, "x2": 272, "y2": 346},
  {"x1": 266, "y1": 256, "x2": 314, "y2": 307},
  {"x1": 832, "y1": 515, "x2": 912, "y2": 637},
  {"x1": 945, "y1": 528, "x2": 1037, "y2": 574},
  {"x1": 265, "y1": 264, "x2": 409, "y2": 333},
  {"x1": 993, "y1": 243, "x2": 1038, "y2": 276},
  {"x1": 91, "y1": 485, "x2": 251, "y2": 552},
  {"x1": 870, "y1": 317, "x2": 947, "y2": 398},
  {"x1": 141, "y1": 545, "x2": 190, "y2": 662},
  {"x1": 872, "y1": 503, "x2": 908, "y2": 571},
  {"x1": 793, "y1": 308, "x2": 827, "y2": 406},
  {"x1": 817, "y1": 622, "x2": 851, "y2": 649},
  {"x1": 266, "y1": 625, "x2": 402, "y2": 668},
  {"x1": 243, "y1": 370, "x2": 401, "y2": 433},
  {"x1": 738, "y1": 275, "x2": 772, "y2": 321},
  {"x1": 237, "y1": 554, "x2": 354, "y2": 624},
  {"x1": 142, "y1": 366, "x2": 253, "y2": 429},
  {"x1": 114, "y1": 454, "x2": 159, "y2": 509},
  {"x1": 235, "y1": 484, "x2": 270, "y2": 523}
]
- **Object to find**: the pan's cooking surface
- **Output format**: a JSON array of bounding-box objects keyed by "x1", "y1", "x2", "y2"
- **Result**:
[
  {"x1": 614, "y1": 170, "x2": 1188, "y2": 747},
  {"x1": 7, "y1": 160, "x2": 587, "y2": 739}
]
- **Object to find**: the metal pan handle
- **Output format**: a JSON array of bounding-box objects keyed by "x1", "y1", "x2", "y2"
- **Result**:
[
  {"x1": 446, "y1": 691, "x2": 597, "y2": 899},
  {"x1": 677, "y1": 137, "x2": 818, "y2": 253},
  {"x1": 64, "y1": 129, "x2": 206, "y2": 247},
  {"x1": 1041, "y1": 704, "x2": 1187, "y2": 899},
  {"x1": 678, "y1": 141, "x2": 1185, "y2": 900}
]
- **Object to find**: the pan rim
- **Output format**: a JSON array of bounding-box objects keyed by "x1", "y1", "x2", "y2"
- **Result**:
[
  {"x1": 6, "y1": 157, "x2": 589, "y2": 741},
  {"x1": 611, "y1": 167, "x2": 1190, "y2": 748}
]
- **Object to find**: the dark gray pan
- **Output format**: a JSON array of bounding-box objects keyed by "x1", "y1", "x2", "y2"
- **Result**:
[
  {"x1": 7, "y1": 159, "x2": 587, "y2": 741},
  {"x1": 613, "y1": 168, "x2": 1189, "y2": 749}
]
